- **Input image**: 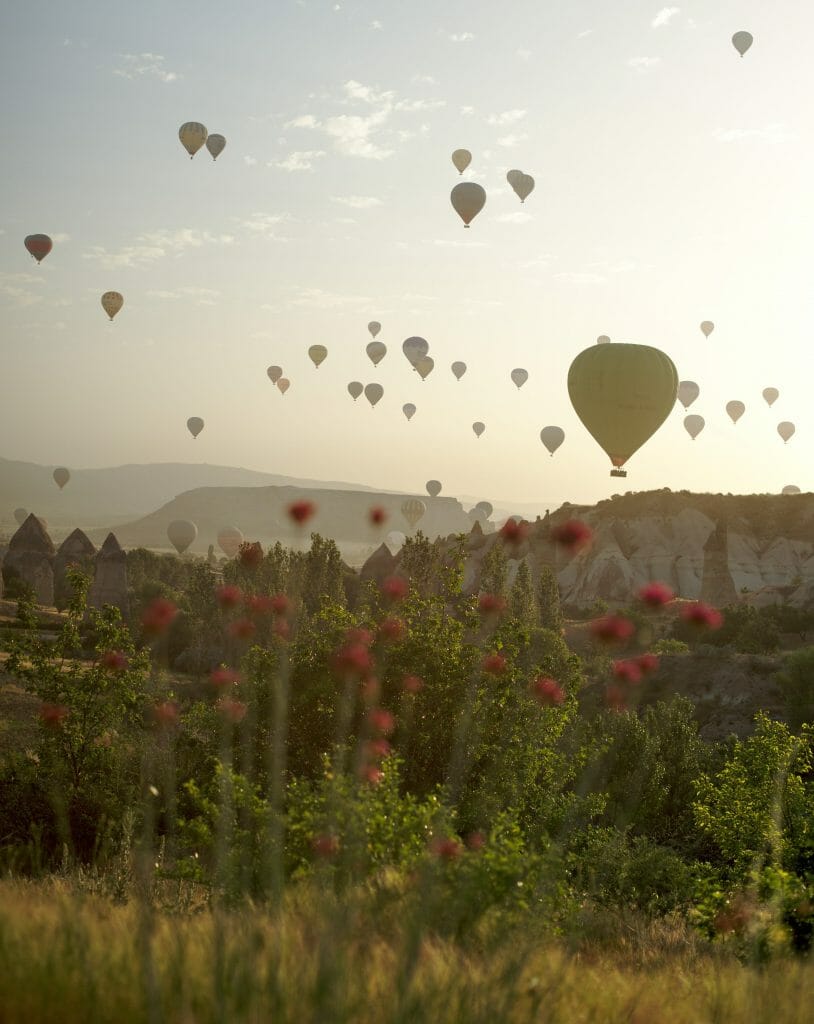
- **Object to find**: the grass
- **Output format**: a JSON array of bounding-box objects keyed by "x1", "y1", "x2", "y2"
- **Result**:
[{"x1": 0, "y1": 880, "x2": 813, "y2": 1023}]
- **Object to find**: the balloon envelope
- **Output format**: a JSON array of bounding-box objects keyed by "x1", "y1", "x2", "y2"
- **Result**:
[
  {"x1": 368, "y1": 321, "x2": 381, "y2": 338},
  {"x1": 513, "y1": 173, "x2": 534, "y2": 203},
  {"x1": 415, "y1": 356, "x2": 434, "y2": 380},
  {"x1": 101, "y1": 291, "x2": 123, "y2": 320},
  {"x1": 451, "y1": 361, "x2": 467, "y2": 380},
  {"x1": 782, "y1": 485, "x2": 800, "y2": 495},
  {"x1": 506, "y1": 169, "x2": 523, "y2": 188},
  {"x1": 366, "y1": 341, "x2": 387, "y2": 365},
  {"x1": 475, "y1": 500, "x2": 493, "y2": 518},
  {"x1": 684, "y1": 415, "x2": 705, "y2": 440},
  {"x1": 426, "y1": 480, "x2": 442, "y2": 498},
  {"x1": 308, "y1": 344, "x2": 328, "y2": 368},
  {"x1": 451, "y1": 182, "x2": 486, "y2": 227},
  {"x1": 596, "y1": 335, "x2": 611, "y2": 345},
  {"x1": 348, "y1": 381, "x2": 363, "y2": 400},
  {"x1": 700, "y1": 321, "x2": 714, "y2": 338},
  {"x1": 762, "y1": 387, "x2": 779, "y2": 407},
  {"x1": 567, "y1": 343, "x2": 678, "y2": 472},
  {"x1": 732, "y1": 31, "x2": 753, "y2": 56},
  {"x1": 402, "y1": 403, "x2": 416, "y2": 421},
  {"x1": 365, "y1": 383, "x2": 383, "y2": 407},
  {"x1": 677, "y1": 381, "x2": 700, "y2": 409},
  {"x1": 24, "y1": 234, "x2": 53, "y2": 263},
  {"x1": 187, "y1": 417, "x2": 204, "y2": 438},
  {"x1": 267, "y1": 365, "x2": 283, "y2": 384},
  {"x1": 402, "y1": 337, "x2": 429, "y2": 367},
  {"x1": 726, "y1": 401, "x2": 745, "y2": 424},
  {"x1": 179, "y1": 122, "x2": 207, "y2": 158},
  {"x1": 451, "y1": 149, "x2": 472, "y2": 174},
  {"x1": 13, "y1": 508, "x2": 27, "y2": 525},
  {"x1": 511, "y1": 368, "x2": 529, "y2": 389},
  {"x1": 206, "y1": 133, "x2": 226, "y2": 160},
  {"x1": 278, "y1": 378, "x2": 290, "y2": 394},
  {"x1": 778, "y1": 421, "x2": 795, "y2": 443},
  {"x1": 385, "y1": 531, "x2": 406, "y2": 554},
  {"x1": 472, "y1": 421, "x2": 486, "y2": 438},
  {"x1": 401, "y1": 498, "x2": 426, "y2": 528},
  {"x1": 217, "y1": 526, "x2": 243, "y2": 558},
  {"x1": 53, "y1": 467, "x2": 70, "y2": 489},
  {"x1": 168, "y1": 519, "x2": 197, "y2": 555},
  {"x1": 540, "y1": 426, "x2": 565, "y2": 456}
]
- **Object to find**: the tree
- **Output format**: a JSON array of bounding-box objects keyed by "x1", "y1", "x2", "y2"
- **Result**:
[
  {"x1": 508, "y1": 560, "x2": 536, "y2": 629},
  {"x1": 480, "y1": 541, "x2": 508, "y2": 599},
  {"x1": 536, "y1": 565, "x2": 563, "y2": 633}
]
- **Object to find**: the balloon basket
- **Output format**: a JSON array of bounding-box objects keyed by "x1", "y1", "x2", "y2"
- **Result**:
[{"x1": 610, "y1": 469, "x2": 627, "y2": 478}]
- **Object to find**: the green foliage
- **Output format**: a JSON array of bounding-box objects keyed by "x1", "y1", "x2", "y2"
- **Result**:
[
  {"x1": 508, "y1": 559, "x2": 535, "y2": 629},
  {"x1": 479, "y1": 541, "x2": 508, "y2": 599},
  {"x1": 776, "y1": 646, "x2": 814, "y2": 730},
  {"x1": 536, "y1": 564, "x2": 563, "y2": 633},
  {"x1": 652, "y1": 637, "x2": 690, "y2": 655}
]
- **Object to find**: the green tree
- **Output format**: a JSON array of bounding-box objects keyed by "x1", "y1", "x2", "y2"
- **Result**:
[
  {"x1": 536, "y1": 564, "x2": 563, "y2": 633},
  {"x1": 508, "y1": 560, "x2": 536, "y2": 628},
  {"x1": 480, "y1": 541, "x2": 508, "y2": 599},
  {"x1": 776, "y1": 647, "x2": 814, "y2": 731}
]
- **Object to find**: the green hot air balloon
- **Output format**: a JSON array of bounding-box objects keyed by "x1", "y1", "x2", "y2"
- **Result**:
[
  {"x1": 348, "y1": 381, "x2": 363, "y2": 401},
  {"x1": 567, "y1": 343, "x2": 678, "y2": 476}
]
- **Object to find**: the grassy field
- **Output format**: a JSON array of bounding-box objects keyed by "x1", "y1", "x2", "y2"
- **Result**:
[{"x1": 0, "y1": 880, "x2": 813, "y2": 1024}]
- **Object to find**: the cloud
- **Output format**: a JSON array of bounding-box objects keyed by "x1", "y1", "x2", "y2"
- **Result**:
[
  {"x1": 627, "y1": 56, "x2": 661, "y2": 71},
  {"x1": 147, "y1": 286, "x2": 220, "y2": 304},
  {"x1": 330, "y1": 195, "x2": 383, "y2": 209},
  {"x1": 520, "y1": 254, "x2": 554, "y2": 271},
  {"x1": 497, "y1": 133, "x2": 529, "y2": 148},
  {"x1": 394, "y1": 97, "x2": 445, "y2": 112},
  {"x1": 0, "y1": 272, "x2": 45, "y2": 307},
  {"x1": 343, "y1": 79, "x2": 394, "y2": 105},
  {"x1": 114, "y1": 53, "x2": 179, "y2": 82},
  {"x1": 370, "y1": 19, "x2": 383, "y2": 30},
  {"x1": 651, "y1": 7, "x2": 680, "y2": 28},
  {"x1": 285, "y1": 114, "x2": 319, "y2": 129},
  {"x1": 577, "y1": 30, "x2": 593, "y2": 39},
  {"x1": 323, "y1": 111, "x2": 393, "y2": 159},
  {"x1": 449, "y1": 32, "x2": 474, "y2": 42},
  {"x1": 433, "y1": 238, "x2": 488, "y2": 248},
  {"x1": 244, "y1": 155, "x2": 258, "y2": 166},
  {"x1": 487, "y1": 109, "x2": 526, "y2": 126},
  {"x1": 412, "y1": 74, "x2": 437, "y2": 85},
  {"x1": 269, "y1": 150, "x2": 326, "y2": 171},
  {"x1": 495, "y1": 211, "x2": 531, "y2": 224},
  {"x1": 516, "y1": 48, "x2": 532, "y2": 60},
  {"x1": 51, "y1": 233, "x2": 70, "y2": 243},
  {"x1": 84, "y1": 229, "x2": 233, "y2": 268},
  {"x1": 239, "y1": 213, "x2": 290, "y2": 238},
  {"x1": 460, "y1": 105, "x2": 475, "y2": 116},
  {"x1": 288, "y1": 287, "x2": 371, "y2": 308},
  {"x1": 714, "y1": 124, "x2": 796, "y2": 144},
  {"x1": 554, "y1": 271, "x2": 607, "y2": 284}
]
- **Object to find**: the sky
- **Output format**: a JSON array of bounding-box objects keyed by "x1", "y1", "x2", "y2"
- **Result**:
[{"x1": 1, "y1": 0, "x2": 811, "y2": 510}]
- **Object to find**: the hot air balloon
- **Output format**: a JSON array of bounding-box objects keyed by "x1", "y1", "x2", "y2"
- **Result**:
[
  {"x1": 403, "y1": 337, "x2": 429, "y2": 368},
  {"x1": 726, "y1": 401, "x2": 745, "y2": 424},
  {"x1": 596, "y1": 335, "x2": 611, "y2": 345},
  {"x1": 507, "y1": 169, "x2": 523, "y2": 189},
  {"x1": 451, "y1": 361, "x2": 467, "y2": 380},
  {"x1": 684, "y1": 415, "x2": 705, "y2": 440},
  {"x1": 475, "y1": 500, "x2": 493, "y2": 519},
  {"x1": 451, "y1": 182, "x2": 486, "y2": 227},
  {"x1": 25, "y1": 234, "x2": 53, "y2": 264},
  {"x1": 278, "y1": 378, "x2": 290, "y2": 394},
  {"x1": 168, "y1": 519, "x2": 197, "y2": 555},
  {"x1": 426, "y1": 480, "x2": 442, "y2": 498},
  {"x1": 415, "y1": 356, "x2": 434, "y2": 380},
  {"x1": 206, "y1": 133, "x2": 226, "y2": 160},
  {"x1": 732, "y1": 31, "x2": 753, "y2": 57},
  {"x1": 101, "y1": 291, "x2": 123, "y2": 321},
  {"x1": 451, "y1": 149, "x2": 472, "y2": 174},
  {"x1": 402, "y1": 498, "x2": 426, "y2": 529},
  {"x1": 540, "y1": 426, "x2": 565, "y2": 456},
  {"x1": 14, "y1": 508, "x2": 28, "y2": 526},
  {"x1": 385, "y1": 530, "x2": 406, "y2": 554},
  {"x1": 368, "y1": 321, "x2": 381, "y2": 338},
  {"x1": 402, "y1": 403, "x2": 416, "y2": 421},
  {"x1": 782, "y1": 485, "x2": 800, "y2": 495},
  {"x1": 762, "y1": 387, "x2": 779, "y2": 407},
  {"x1": 778, "y1": 422, "x2": 795, "y2": 443},
  {"x1": 308, "y1": 345, "x2": 328, "y2": 369},
  {"x1": 509, "y1": 172, "x2": 534, "y2": 203},
  {"x1": 187, "y1": 417, "x2": 204, "y2": 439},
  {"x1": 700, "y1": 321, "x2": 714, "y2": 338},
  {"x1": 365, "y1": 383, "x2": 383, "y2": 408},
  {"x1": 267, "y1": 366, "x2": 283, "y2": 384},
  {"x1": 678, "y1": 381, "x2": 700, "y2": 409},
  {"x1": 511, "y1": 368, "x2": 528, "y2": 389},
  {"x1": 53, "y1": 467, "x2": 70, "y2": 489},
  {"x1": 472, "y1": 421, "x2": 486, "y2": 438},
  {"x1": 366, "y1": 341, "x2": 387, "y2": 366},
  {"x1": 567, "y1": 343, "x2": 678, "y2": 476},
  {"x1": 348, "y1": 381, "x2": 363, "y2": 401},
  {"x1": 217, "y1": 526, "x2": 243, "y2": 558},
  {"x1": 179, "y1": 122, "x2": 207, "y2": 158}
]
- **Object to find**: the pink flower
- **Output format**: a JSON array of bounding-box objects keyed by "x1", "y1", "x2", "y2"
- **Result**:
[
  {"x1": 245, "y1": 594, "x2": 275, "y2": 617},
  {"x1": 636, "y1": 653, "x2": 660, "y2": 675},
  {"x1": 379, "y1": 617, "x2": 405, "y2": 643},
  {"x1": 152, "y1": 701, "x2": 180, "y2": 730},
  {"x1": 402, "y1": 674, "x2": 424, "y2": 695},
  {"x1": 210, "y1": 667, "x2": 240, "y2": 692},
  {"x1": 478, "y1": 593, "x2": 507, "y2": 615},
  {"x1": 381, "y1": 575, "x2": 409, "y2": 603},
  {"x1": 531, "y1": 676, "x2": 564, "y2": 706},
  {"x1": 229, "y1": 618, "x2": 257, "y2": 641},
  {"x1": 367, "y1": 707, "x2": 395, "y2": 736},
  {"x1": 369, "y1": 506, "x2": 387, "y2": 526},
  {"x1": 346, "y1": 627, "x2": 374, "y2": 647},
  {"x1": 142, "y1": 598, "x2": 178, "y2": 636},
  {"x1": 551, "y1": 519, "x2": 593, "y2": 554},
  {"x1": 482, "y1": 653, "x2": 507, "y2": 676},
  {"x1": 216, "y1": 584, "x2": 243, "y2": 609},
  {"x1": 612, "y1": 659, "x2": 643, "y2": 685},
  {"x1": 39, "y1": 702, "x2": 69, "y2": 730},
  {"x1": 638, "y1": 582, "x2": 675, "y2": 608},
  {"x1": 237, "y1": 542, "x2": 264, "y2": 570},
  {"x1": 311, "y1": 833, "x2": 340, "y2": 859},
  {"x1": 590, "y1": 614, "x2": 635, "y2": 645},
  {"x1": 680, "y1": 602, "x2": 724, "y2": 630},
  {"x1": 332, "y1": 643, "x2": 373, "y2": 679},
  {"x1": 100, "y1": 650, "x2": 128, "y2": 674},
  {"x1": 270, "y1": 593, "x2": 291, "y2": 617},
  {"x1": 366, "y1": 738, "x2": 392, "y2": 760},
  {"x1": 217, "y1": 698, "x2": 247, "y2": 724},
  {"x1": 361, "y1": 764, "x2": 384, "y2": 785},
  {"x1": 604, "y1": 685, "x2": 627, "y2": 713},
  {"x1": 431, "y1": 837, "x2": 463, "y2": 862},
  {"x1": 288, "y1": 500, "x2": 316, "y2": 526},
  {"x1": 465, "y1": 831, "x2": 486, "y2": 851}
]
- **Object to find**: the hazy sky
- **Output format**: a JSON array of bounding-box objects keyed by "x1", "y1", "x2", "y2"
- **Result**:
[{"x1": 1, "y1": 0, "x2": 811, "y2": 508}]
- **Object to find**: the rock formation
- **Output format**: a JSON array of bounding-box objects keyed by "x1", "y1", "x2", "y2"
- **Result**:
[
  {"x1": 54, "y1": 529, "x2": 97, "y2": 609},
  {"x1": 87, "y1": 533, "x2": 129, "y2": 619},
  {"x1": 2, "y1": 514, "x2": 56, "y2": 605},
  {"x1": 358, "y1": 543, "x2": 398, "y2": 589},
  {"x1": 699, "y1": 520, "x2": 739, "y2": 609}
]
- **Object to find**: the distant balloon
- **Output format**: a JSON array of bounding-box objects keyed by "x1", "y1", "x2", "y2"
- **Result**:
[
  {"x1": 426, "y1": 480, "x2": 442, "y2": 498},
  {"x1": 762, "y1": 387, "x2": 779, "y2": 407},
  {"x1": 451, "y1": 182, "x2": 486, "y2": 228},
  {"x1": 472, "y1": 421, "x2": 486, "y2": 438},
  {"x1": 540, "y1": 426, "x2": 565, "y2": 456},
  {"x1": 732, "y1": 31, "x2": 753, "y2": 57},
  {"x1": 506, "y1": 169, "x2": 523, "y2": 189},
  {"x1": 596, "y1": 335, "x2": 611, "y2": 345},
  {"x1": 14, "y1": 508, "x2": 28, "y2": 525},
  {"x1": 366, "y1": 341, "x2": 387, "y2": 366},
  {"x1": 402, "y1": 403, "x2": 416, "y2": 421},
  {"x1": 401, "y1": 498, "x2": 426, "y2": 529},
  {"x1": 267, "y1": 366, "x2": 283, "y2": 384},
  {"x1": 403, "y1": 336, "x2": 429, "y2": 368},
  {"x1": 187, "y1": 417, "x2": 204, "y2": 439},
  {"x1": 101, "y1": 291, "x2": 123, "y2": 320},
  {"x1": 24, "y1": 234, "x2": 53, "y2": 264},
  {"x1": 368, "y1": 321, "x2": 381, "y2": 338},
  {"x1": 178, "y1": 122, "x2": 207, "y2": 158},
  {"x1": 217, "y1": 525, "x2": 243, "y2": 558},
  {"x1": 205, "y1": 133, "x2": 226, "y2": 160},
  {"x1": 277, "y1": 378, "x2": 290, "y2": 395},
  {"x1": 451, "y1": 361, "x2": 467, "y2": 380},
  {"x1": 365, "y1": 383, "x2": 384, "y2": 408},
  {"x1": 348, "y1": 381, "x2": 363, "y2": 401},
  {"x1": 726, "y1": 401, "x2": 745, "y2": 424},
  {"x1": 568, "y1": 343, "x2": 678, "y2": 475},
  {"x1": 782, "y1": 485, "x2": 800, "y2": 495},
  {"x1": 511, "y1": 173, "x2": 534, "y2": 203},
  {"x1": 385, "y1": 530, "x2": 406, "y2": 554},
  {"x1": 511, "y1": 368, "x2": 529, "y2": 389},
  {"x1": 53, "y1": 467, "x2": 70, "y2": 490},
  {"x1": 475, "y1": 500, "x2": 493, "y2": 519},
  {"x1": 684, "y1": 415, "x2": 705, "y2": 440},
  {"x1": 778, "y1": 421, "x2": 795, "y2": 443},
  {"x1": 415, "y1": 355, "x2": 434, "y2": 380},
  {"x1": 308, "y1": 344, "x2": 328, "y2": 369},
  {"x1": 451, "y1": 149, "x2": 472, "y2": 174},
  {"x1": 168, "y1": 519, "x2": 197, "y2": 555},
  {"x1": 700, "y1": 321, "x2": 714, "y2": 338},
  {"x1": 677, "y1": 381, "x2": 700, "y2": 409}
]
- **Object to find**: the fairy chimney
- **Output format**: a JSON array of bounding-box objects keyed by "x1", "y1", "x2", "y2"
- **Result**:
[
  {"x1": 54, "y1": 529, "x2": 97, "y2": 610},
  {"x1": 3, "y1": 514, "x2": 56, "y2": 605},
  {"x1": 88, "y1": 533, "x2": 129, "y2": 619},
  {"x1": 359, "y1": 542, "x2": 397, "y2": 588}
]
